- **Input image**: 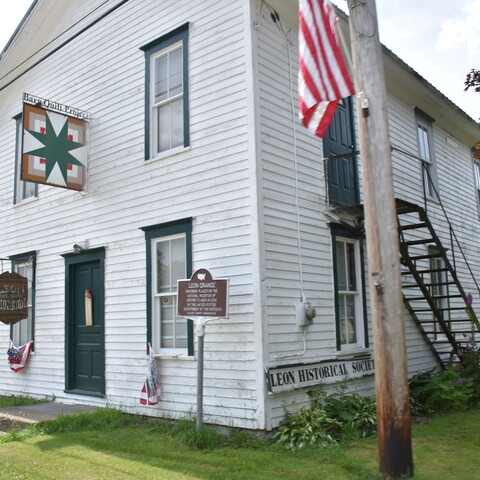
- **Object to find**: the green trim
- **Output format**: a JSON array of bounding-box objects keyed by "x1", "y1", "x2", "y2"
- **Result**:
[
  {"x1": 9, "y1": 251, "x2": 36, "y2": 347},
  {"x1": 141, "y1": 23, "x2": 189, "y2": 160},
  {"x1": 61, "y1": 246, "x2": 106, "y2": 259},
  {"x1": 324, "y1": 96, "x2": 359, "y2": 206},
  {"x1": 140, "y1": 22, "x2": 190, "y2": 52},
  {"x1": 142, "y1": 218, "x2": 193, "y2": 355},
  {"x1": 330, "y1": 225, "x2": 368, "y2": 350},
  {"x1": 63, "y1": 248, "x2": 106, "y2": 394},
  {"x1": 414, "y1": 107, "x2": 435, "y2": 124}
]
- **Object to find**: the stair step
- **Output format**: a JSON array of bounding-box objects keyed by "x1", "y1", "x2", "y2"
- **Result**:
[
  {"x1": 412, "y1": 306, "x2": 466, "y2": 312},
  {"x1": 404, "y1": 294, "x2": 463, "y2": 302},
  {"x1": 399, "y1": 222, "x2": 427, "y2": 231},
  {"x1": 408, "y1": 253, "x2": 443, "y2": 261},
  {"x1": 418, "y1": 318, "x2": 472, "y2": 324},
  {"x1": 396, "y1": 201, "x2": 424, "y2": 214},
  {"x1": 402, "y1": 238, "x2": 435, "y2": 246},
  {"x1": 402, "y1": 281, "x2": 456, "y2": 288},
  {"x1": 401, "y1": 267, "x2": 449, "y2": 276},
  {"x1": 421, "y1": 330, "x2": 473, "y2": 335}
]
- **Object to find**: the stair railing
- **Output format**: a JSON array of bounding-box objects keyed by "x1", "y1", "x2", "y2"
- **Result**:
[
  {"x1": 392, "y1": 145, "x2": 480, "y2": 296},
  {"x1": 421, "y1": 162, "x2": 480, "y2": 296}
]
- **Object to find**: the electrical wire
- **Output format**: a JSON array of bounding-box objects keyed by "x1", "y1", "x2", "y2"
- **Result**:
[
  {"x1": 261, "y1": 2, "x2": 311, "y2": 360},
  {"x1": 274, "y1": 327, "x2": 307, "y2": 359},
  {"x1": 261, "y1": 0, "x2": 306, "y2": 303}
]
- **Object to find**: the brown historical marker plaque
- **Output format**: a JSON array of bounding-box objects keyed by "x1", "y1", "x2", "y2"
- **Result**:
[{"x1": 177, "y1": 269, "x2": 228, "y2": 318}]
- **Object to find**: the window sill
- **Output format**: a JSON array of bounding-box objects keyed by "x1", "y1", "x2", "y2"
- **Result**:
[
  {"x1": 145, "y1": 145, "x2": 191, "y2": 164},
  {"x1": 13, "y1": 196, "x2": 38, "y2": 207},
  {"x1": 152, "y1": 353, "x2": 194, "y2": 361},
  {"x1": 335, "y1": 348, "x2": 372, "y2": 359}
]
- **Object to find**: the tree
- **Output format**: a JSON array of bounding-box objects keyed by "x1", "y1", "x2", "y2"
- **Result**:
[{"x1": 465, "y1": 69, "x2": 480, "y2": 93}]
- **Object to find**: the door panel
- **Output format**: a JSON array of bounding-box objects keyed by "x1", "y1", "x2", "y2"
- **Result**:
[
  {"x1": 323, "y1": 97, "x2": 358, "y2": 206},
  {"x1": 65, "y1": 253, "x2": 105, "y2": 396}
]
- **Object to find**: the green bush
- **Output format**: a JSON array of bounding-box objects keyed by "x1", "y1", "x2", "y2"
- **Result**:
[
  {"x1": 409, "y1": 364, "x2": 476, "y2": 415},
  {"x1": 274, "y1": 389, "x2": 377, "y2": 450},
  {"x1": 457, "y1": 336, "x2": 480, "y2": 400},
  {"x1": 274, "y1": 406, "x2": 341, "y2": 450},
  {"x1": 317, "y1": 391, "x2": 377, "y2": 439}
]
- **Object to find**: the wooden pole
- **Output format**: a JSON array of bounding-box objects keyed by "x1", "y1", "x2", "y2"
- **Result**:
[{"x1": 346, "y1": 0, "x2": 413, "y2": 477}]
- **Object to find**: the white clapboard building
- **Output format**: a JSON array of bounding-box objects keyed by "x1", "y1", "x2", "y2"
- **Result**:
[{"x1": 0, "y1": 0, "x2": 479, "y2": 431}]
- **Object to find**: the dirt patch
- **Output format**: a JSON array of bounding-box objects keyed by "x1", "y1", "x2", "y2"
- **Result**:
[{"x1": 0, "y1": 416, "x2": 33, "y2": 433}]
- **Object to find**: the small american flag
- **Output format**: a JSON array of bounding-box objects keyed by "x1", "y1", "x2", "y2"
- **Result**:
[
  {"x1": 140, "y1": 343, "x2": 161, "y2": 405},
  {"x1": 299, "y1": 0, "x2": 355, "y2": 137},
  {"x1": 7, "y1": 340, "x2": 33, "y2": 372}
]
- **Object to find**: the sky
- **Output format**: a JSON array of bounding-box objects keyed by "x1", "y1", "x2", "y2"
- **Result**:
[{"x1": 1, "y1": 0, "x2": 480, "y2": 121}]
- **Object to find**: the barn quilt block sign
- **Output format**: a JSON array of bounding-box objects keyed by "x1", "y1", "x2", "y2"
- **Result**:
[{"x1": 21, "y1": 95, "x2": 88, "y2": 190}]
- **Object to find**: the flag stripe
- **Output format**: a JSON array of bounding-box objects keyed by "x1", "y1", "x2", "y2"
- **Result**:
[{"x1": 299, "y1": 0, "x2": 355, "y2": 137}]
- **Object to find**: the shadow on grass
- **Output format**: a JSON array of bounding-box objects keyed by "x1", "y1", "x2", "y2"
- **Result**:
[{"x1": 1, "y1": 409, "x2": 376, "y2": 480}]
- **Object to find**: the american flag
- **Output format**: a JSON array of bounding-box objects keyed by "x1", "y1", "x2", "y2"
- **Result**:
[
  {"x1": 140, "y1": 343, "x2": 161, "y2": 405},
  {"x1": 7, "y1": 340, "x2": 33, "y2": 372},
  {"x1": 299, "y1": 0, "x2": 355, "y2": 137}
]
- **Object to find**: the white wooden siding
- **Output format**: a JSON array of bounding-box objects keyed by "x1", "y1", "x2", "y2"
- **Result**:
[
  {"x1": 1, "y1": 0, "x2": 479, "y2": 431},
  {"x1": 0, "y1": 0, "x2": 265, "y2": 430},
  {"x1": 255, "y1": 0, "x2": 480, "y2": 429}
]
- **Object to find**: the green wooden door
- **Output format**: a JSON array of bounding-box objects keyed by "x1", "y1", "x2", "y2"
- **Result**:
[
  {"x1": 64, "y1": 250, "x2": 105, "y2": 395},
  {"x1": 323, "y1": 97, "x2": 358, "y2": 206}
]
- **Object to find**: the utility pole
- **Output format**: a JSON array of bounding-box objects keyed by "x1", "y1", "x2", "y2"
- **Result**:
[{"x1": 346, "y1": 0, "x2": 413, "y2": 477}]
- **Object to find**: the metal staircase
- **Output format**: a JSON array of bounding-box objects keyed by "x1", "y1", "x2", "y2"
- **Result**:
[{"x1": 396, "y1": 199, "x2": 480, "y2": 367}]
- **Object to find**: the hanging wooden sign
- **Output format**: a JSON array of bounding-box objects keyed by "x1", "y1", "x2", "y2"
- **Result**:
[
  {"x1": 0, "y1": 271, "x2": 29, "y2": 325},
  {"x1": 85, "y1": 289, "x2": 93, "y2": 326},
  {"x1": 21, "y1": 94, "x2": 88, "y2": 190}
]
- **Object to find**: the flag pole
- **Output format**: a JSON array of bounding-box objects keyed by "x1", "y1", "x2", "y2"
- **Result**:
[{"x1": 346, "y1": 0, "x2": 413, "y2": 477}]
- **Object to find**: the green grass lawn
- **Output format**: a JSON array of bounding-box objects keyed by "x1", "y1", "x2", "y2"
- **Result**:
[
  {"x1": 0, "y1": 404, "x2": 479, "y2": 480},
  {"x1": 0, "y1": 394, "x2": 48, "y2": 408}
]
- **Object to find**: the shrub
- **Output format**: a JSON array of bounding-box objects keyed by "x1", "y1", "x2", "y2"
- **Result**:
[
  {"x1": 274, "y1": 389, "x2": 377, "y2": 450},
  {"x1": 457, "y1": 336, "x2": 480, "y2": 400},
  {"x1": 409, "y1": 364, "x2": 475, "y2": 415},
  {"x1": 274, "y1": 406, "x2": 341, "y2": 450}
]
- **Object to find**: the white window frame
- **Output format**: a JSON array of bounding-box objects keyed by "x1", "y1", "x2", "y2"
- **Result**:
[
  {"x1": 11, "y1": 255, "x2": 35, "y2": 346},
  {"x1": 151, "y1": 233, "x2": 188, "y2": 355},
  {"x1": 429, "y1": 248, "x2": 449, "y2": 339},
  {"x1": 141, "y1": 23, "x2": 189, "y2": 161},
  {"x1": 14, "y1": 115, "x2": 37, "y2": 204},
  {"x1": 473, "y1": 160, "x2": 480, "y2": 214},
  {"x1": 416, "y1": 112, "x2": 438, "y2": 201},
  {"x1": 150, "y1": 41, "x2": 184, "y2": 155},
  {"x1": 334, "y1": 236, "x2": 365, "y2": 352}
]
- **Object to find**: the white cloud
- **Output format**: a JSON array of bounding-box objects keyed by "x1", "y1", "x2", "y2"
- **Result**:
[{"x1": 436, "y1": 0, "x2": 480, "y2": 56}]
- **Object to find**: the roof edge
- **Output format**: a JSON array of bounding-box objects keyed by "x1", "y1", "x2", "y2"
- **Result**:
[{"x1": 0, "y1": 1, "x2": 39, "y2": 60}]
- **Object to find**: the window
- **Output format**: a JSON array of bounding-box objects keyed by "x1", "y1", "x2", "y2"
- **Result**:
[
  {"x1": 13, "y1": 115, "x2": 37, "y2": 204},
  {"x1": 429, "y1": 247, "x2": 449, "y2": 337},
  {"x1": 473, "y1": 160, "x2": 480, "y2": 210},
  {"x1": 142, "y1": 218, "x2": 193, "y2": 355},
  {"x1": 141, "y1": 23, "x2": 189, "y2": 159},
  {"x1": 10, "y1": 253, "x2": 36, "y2": 346},
  {"x1": 415, "y1": 110, "x2": 438, "y2": 200},
  {"x1": 332, "y1": 229, "x2": 367, "y2": 351}
]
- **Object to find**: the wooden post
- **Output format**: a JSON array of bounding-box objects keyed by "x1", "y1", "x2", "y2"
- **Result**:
[{"x1": 346, "y1": 0, "x2": 414, "y2": 477}]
